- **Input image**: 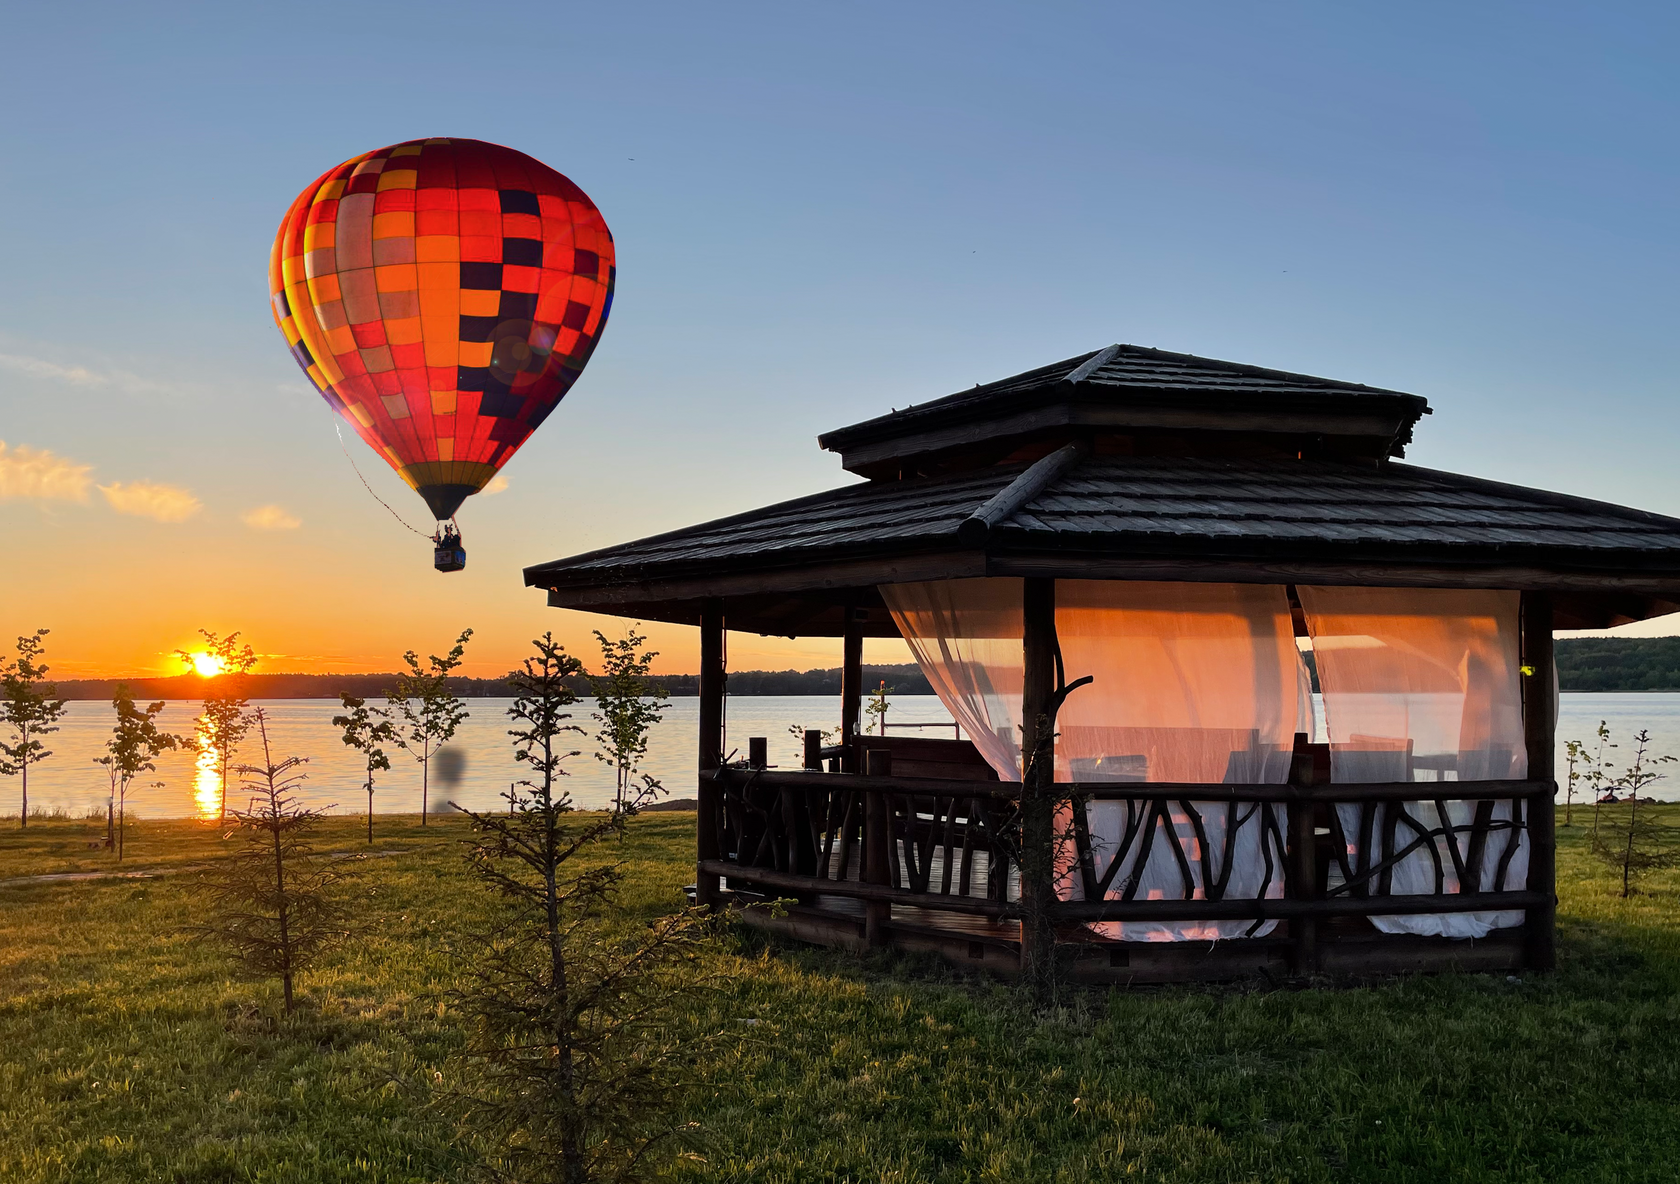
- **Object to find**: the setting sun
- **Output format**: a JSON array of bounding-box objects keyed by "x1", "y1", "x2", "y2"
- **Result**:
[{"x1": 189, "y1": 651, "x2": 225, "y2": 677}]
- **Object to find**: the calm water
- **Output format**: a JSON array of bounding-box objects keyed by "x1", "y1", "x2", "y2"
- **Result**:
[
  {"x1": 12, "y1": 696, "x2": 959, "y2": 820},
  {"x1": 10, "y1": 693, "x2": 1679, "y2": 820}
]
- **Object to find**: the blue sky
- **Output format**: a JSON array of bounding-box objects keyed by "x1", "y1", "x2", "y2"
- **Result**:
[{"x1": 2, "y1": 2, "x2": 1677, "y2": 675}]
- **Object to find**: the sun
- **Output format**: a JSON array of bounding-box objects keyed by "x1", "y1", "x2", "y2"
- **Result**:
[{"x1": 190, "y1": 652, "x2": 226, "y2": 677}]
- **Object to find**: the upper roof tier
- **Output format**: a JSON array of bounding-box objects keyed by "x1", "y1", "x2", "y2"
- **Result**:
[{"x1": 818, "y1": 343, "x2": 1432, "y2": 478}]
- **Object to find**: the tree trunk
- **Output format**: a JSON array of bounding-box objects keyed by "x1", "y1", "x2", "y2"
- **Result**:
[
  {"x1": 367, "y1": 775, "x2": 374, "y2": 844},
  {"x1": 1622, "y1": 799, "x2": 1637, "y2": 897},
  {"x1": 422, "y1": 750, "x2": 429, "y2": 826},
  {"x1": 20, "y1": 750, "x2": 27, "y2": 829}
]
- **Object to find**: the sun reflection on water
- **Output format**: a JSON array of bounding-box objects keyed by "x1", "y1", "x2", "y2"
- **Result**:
[{"x1": 194, "y1": 715, "x2": 221, "y2": 820}]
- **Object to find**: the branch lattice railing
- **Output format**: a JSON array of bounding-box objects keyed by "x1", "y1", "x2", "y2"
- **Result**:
[{"x1": 701, "y1": 766, "x2": 1552, "y2": 930}]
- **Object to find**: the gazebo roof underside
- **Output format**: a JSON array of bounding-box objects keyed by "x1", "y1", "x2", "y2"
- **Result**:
[{"x1": 525, "y1": 453, "x2": 1680, "y2": 634}]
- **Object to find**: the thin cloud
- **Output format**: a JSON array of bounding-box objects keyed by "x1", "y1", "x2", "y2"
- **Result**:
[
  {"x1": 99, "y1": 480, "x2": 202, "y2": 523},
  {"x1": 0, "y1": 440, "x2": 92, "y2": 502},
  {"x1": 483, "y1": 474, "x2": 510, "y2": 495},
  {"x1": 242, "y1": 504, "x2": 301, "y2": 530},
  {"x1": 0, "y1": 349, "x2": 178, "y2": 398}
]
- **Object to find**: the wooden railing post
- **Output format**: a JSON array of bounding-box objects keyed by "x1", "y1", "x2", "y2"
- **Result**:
[
  {"x1": 1286, "y1": 735, "x2": 1319, "y2": 973},
  {"x1": 1522, "y1": 592, "x2": 1557, "y2": 971},
  {"x1": 696, "y1": 601, "x2": 725, "y2": 909},
  {"x1": 1019, "y1": 577, "x2": 1057, "y2": 979},
  {"x1": 864, "y1": 748, "x2": 892, "y2": 945}
]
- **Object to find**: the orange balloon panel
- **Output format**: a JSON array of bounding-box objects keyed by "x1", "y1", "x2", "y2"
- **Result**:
[{"x1": 269, "y1": 138, "x2": 614, "y2": 520}]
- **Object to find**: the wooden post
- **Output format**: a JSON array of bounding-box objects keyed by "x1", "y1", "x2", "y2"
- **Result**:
[
  {"x1": 1288, "y1": 802, "x2": 1319, "y2": 975},
  {"x1": 864, "y1": 748, "x2": 893, "y2": 945},
  {"x1": 841, "y1": 607, "x2": 864, "y2": 773},
  {"x1": 1522, "y1": 591, "x2": 1557, "y2": 972},
  {"x1": 803, "y1": 729, "x2": 823, "y2": 771},
  {"x1": 1019, "y1": 578, "x2": 1057, "y2": 978},
  {"x1": 696, "y1": 600, "x2": 725, "y2": 909},
  {"x1": 748, "y1": 737, "x2": 768, "y2": 769}
]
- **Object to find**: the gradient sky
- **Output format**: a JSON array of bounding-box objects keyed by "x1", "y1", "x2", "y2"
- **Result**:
[{"x1": 3, "y1": 2, "x2": 1677, "y2": 678}]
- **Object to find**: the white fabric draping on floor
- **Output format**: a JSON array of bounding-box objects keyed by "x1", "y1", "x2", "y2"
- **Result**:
[
  {"x1": 1053, "y1": 581, "x2": 1305, "y2": 941},
  {"x1": 1298, "y1": 586, "x2": 1529, "y2": 938}
]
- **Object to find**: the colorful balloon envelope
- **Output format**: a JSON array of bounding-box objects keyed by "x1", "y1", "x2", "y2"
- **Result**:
[{"x1": 269, "y1": 137, "x2": 614, "y2": 522}]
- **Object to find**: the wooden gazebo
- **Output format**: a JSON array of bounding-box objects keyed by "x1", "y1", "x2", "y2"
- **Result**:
[{"x1": 526, "y1": 345, "x2": 1680, "y2": 982}]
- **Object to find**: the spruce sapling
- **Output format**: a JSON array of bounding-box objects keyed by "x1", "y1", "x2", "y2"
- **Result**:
[
  {"x1": 450, "y1": 632, "x2": 716, "y2": 1184},
  {"x1": 192, "y1": 709, "x2": 350, "y2": 1013}
]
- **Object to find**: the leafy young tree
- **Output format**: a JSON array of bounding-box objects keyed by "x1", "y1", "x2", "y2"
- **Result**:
[
  {"x1": 192, "y1": 709, "x2": 350, "y2": 1013},
  {"x1": 787, "y1": 721, "x2": 840, "y2": 765},
  {"x1": 333, "y1": 693, "x2": 396, "y2": 844},
  {"x1": 387, "y1": 628, "x2": 472, "y2": 825},
  {"x1": 865, "y1": 679, "x2": 893, "y2": 736},
  {"x1": 452, "y1": 632, "x2": 715, "y2": 1184},
  {"x1": 96, "y1": 689, "x2": 180, "y2": 861},
  {"x1": 1587, "y1": 728, "x2": 1679, "y2": 897},
  {"x1": 1584, "y1": 720, "x2": 1619, "y2": 836},
  {"x1": 589, "y1": 627, "x2": 668, "y2": 812},
  {"x1": 0, "y1": 629, "x2": 68, "y2": 828},
  {"x1": 1563, "y1": 738, "x2": 1585, "y2": 827},
  {"x1": 177, "y1": 629, "x2": 259, "y2": 825}
]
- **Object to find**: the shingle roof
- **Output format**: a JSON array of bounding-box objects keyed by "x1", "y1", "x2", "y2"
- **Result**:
[
  {"x1": 818, "y1": 344, "x2": 1432, "y2": 473},
  {"x1": 525, "y1": 453, "x2": 1680, "y2": 593}
]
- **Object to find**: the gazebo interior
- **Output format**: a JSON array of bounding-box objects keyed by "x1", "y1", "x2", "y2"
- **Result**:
[{"x1": 526, "y1": 344, "x2": 1680, "y2": 982}]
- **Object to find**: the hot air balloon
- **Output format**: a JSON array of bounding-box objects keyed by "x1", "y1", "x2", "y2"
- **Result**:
[{"x1": 269, "y1": 138, "x2": 615, "y2": 571}]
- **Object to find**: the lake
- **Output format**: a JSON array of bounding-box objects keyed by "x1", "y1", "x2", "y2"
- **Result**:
[{"x1": 11, "y1": 693, "x2": 1680, "y2": 820}]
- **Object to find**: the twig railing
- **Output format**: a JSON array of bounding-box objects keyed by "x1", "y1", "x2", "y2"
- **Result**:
[{"x1": 705, "y1": 766, "x2": 1553, "y2": 932}]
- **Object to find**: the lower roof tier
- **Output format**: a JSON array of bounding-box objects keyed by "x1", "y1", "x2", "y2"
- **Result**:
[{"x1": 524, "y1": 452, "x2": 1680, "y2": 634}]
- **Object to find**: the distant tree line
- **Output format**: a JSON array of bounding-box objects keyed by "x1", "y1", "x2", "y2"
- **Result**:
[
  {"x1": 1552, "y1": 637, "x2": 1680, "y2": 692},
  {"x1": 51, "y1": 638, "x2": 1680, "y2": 700},
  {"x1": 51, "y1": 663, "x2": 936, "y2": 700}
]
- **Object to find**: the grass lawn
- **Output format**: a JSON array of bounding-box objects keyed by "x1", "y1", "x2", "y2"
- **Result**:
[{"x1": 1, "y1": 808, "x2": 1677, "y2": 1182}]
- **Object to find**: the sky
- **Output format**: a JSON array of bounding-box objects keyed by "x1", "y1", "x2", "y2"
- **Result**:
[{"x1": 2, "y1": 2, "x2": 1677, "y2": 679}]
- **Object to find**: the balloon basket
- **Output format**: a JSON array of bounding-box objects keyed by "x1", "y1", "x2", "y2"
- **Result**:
[{"x1": 434, "y1": 541, "x2": 467, "y2": 572}]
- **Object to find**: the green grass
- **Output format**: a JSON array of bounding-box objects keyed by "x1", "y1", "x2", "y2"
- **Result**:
[{"x1": 2, "y1": 810, "x2": 1678, "y2": 1182}]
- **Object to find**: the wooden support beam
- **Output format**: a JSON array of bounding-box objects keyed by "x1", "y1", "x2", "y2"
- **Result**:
[
  {"x1": 696, "y1": 600, "x2": 725, "y2": 909},
  {"x1": 840, "y1": 606, "x2": 864, "y2": 773},
  {"x1": 1522, "y1": 591, "x2": 1557, "y2": 972}
]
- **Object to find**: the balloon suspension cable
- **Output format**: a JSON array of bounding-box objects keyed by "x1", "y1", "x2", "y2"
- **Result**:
[{"x1": 334, "y1": 422, "x2": 432, "y2": 539}]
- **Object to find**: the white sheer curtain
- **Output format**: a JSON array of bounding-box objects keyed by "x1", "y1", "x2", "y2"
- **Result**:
[
  {"x1": 1054, "y1": 581, "x2": 1305, "y2": 941},
  {"x1": 879, "y1": 577, "x2": 1024, "y2": 781},
  {"x1": 1298, "y1": 586, "x2": 1529, "y2": 938}
]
